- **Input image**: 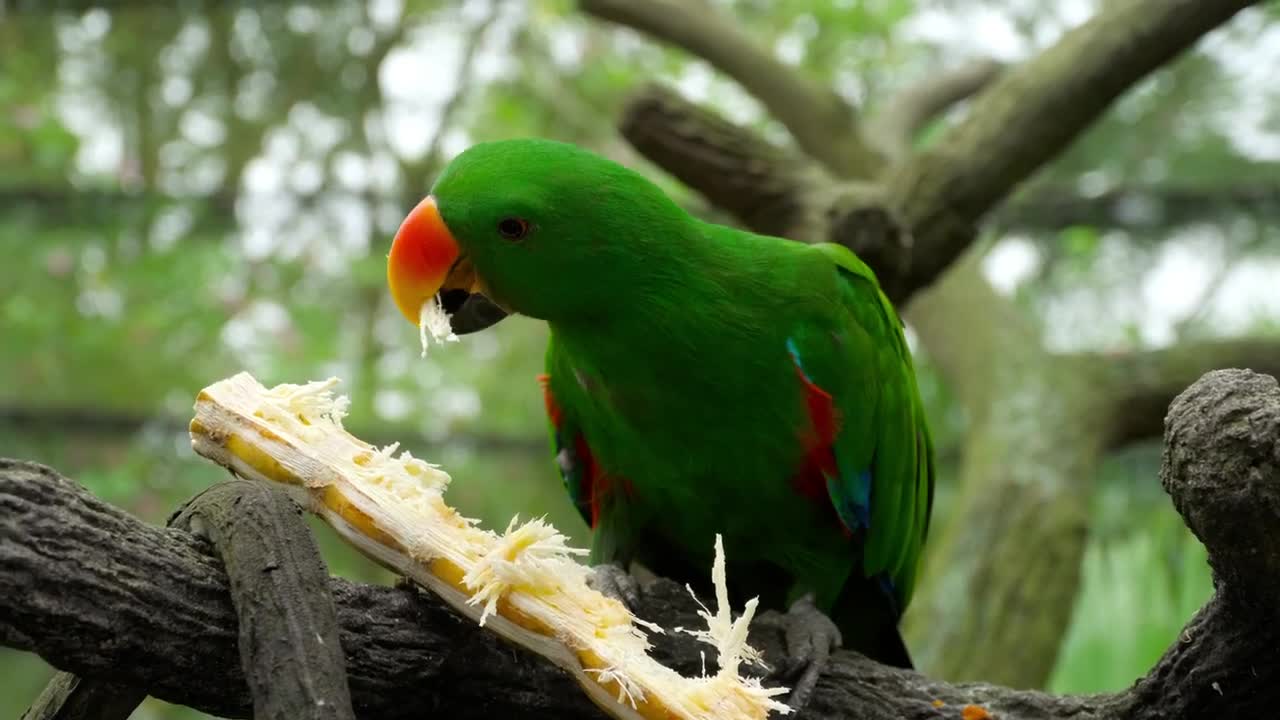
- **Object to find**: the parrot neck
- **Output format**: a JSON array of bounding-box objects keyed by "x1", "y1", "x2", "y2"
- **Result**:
[{"x1": 547, "y1": 226, "x2": 786, "y2": 373}]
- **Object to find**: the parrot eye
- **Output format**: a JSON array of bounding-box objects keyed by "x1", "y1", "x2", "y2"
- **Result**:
[{"x1": 497, "y1": 217, "x2": 531, "y2": 241}]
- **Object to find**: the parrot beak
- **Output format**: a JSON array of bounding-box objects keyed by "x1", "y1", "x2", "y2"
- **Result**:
[{"x1": 387, "y1": 195, "x2": 509, "y2": 334}]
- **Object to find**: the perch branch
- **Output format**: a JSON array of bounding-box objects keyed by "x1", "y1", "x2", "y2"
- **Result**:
[
  {"x1": 867, "y1": 58, "x2": 1005, "y2": 158},
  {"x1": 167, "y1": 480, "x2": 356, "y2": 720},
  {"x1": 1155, "y1": 370, "x2": 1280, "y2": 606},
  {"x1": 21, "y1": 674, "x2": 144, "y2": 720},
  {"x1": 26, "y1": 477, "x2": 357, "y2": 719},
  {"x1": 4, "y1": 368, "x2": 1280, "y2": 718},
  {"x1": 579, "y1": 0, "x2": 883, "y2": 177}
]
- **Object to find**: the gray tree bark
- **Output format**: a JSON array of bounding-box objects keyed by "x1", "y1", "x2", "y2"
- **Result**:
[
  {"x1": 21, "y1": 675, "x2": 144, "y2": 720},
  {"x1": 10, "y1": 472, "x2": 357, "y2": 720},
  {"x1": 3, "y1": 369, "x2": 1280, "y2": 718},
  {"x1": 166, "y1": 480, "x2": 356, "y2": 720}
]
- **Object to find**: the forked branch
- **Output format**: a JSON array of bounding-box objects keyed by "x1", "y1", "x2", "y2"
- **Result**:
[
  {"x1": 607, "y1": 0, "x2": 1264, "y2": 302},
  {"x1": 580, "y1": 0, "x2": 884, "y2": 177}
]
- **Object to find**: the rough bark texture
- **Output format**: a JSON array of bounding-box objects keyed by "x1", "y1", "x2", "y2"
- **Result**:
[
  {"x1": 1119, "y1": 369, "x2": 1280, "y2": 718},
  {"x1": 21, "y1": 673, "x2": 145, "y2": 720},
  {"x1": 3, "y1": 369, "x2": 1280, "y2": 717},
  {"x1": 590, "y1": 0, "x2": 1270, "y2": 689},
  {"x1": 167, "y1": 480, "x2": 356, "y2": 720}
]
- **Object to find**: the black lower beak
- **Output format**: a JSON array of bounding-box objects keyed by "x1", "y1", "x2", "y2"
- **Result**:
[{"x1": 441, "y1": 289, "x2": 509, "y2": 334}]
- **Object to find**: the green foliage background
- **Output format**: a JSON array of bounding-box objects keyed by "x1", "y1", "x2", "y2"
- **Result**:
[{"x1": 5, "y1": 0, "x2": 1276, "y2": 716}]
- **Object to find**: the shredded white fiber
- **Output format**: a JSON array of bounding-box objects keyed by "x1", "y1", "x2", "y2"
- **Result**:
[
  {"x1": 463, "y1": 516, "x2": 589, "y2": 626},
  {"x1": 190, "y1": 372, "x2": 795, "y2": 720},
  {"x1": 261, "y1": 377, "x2": 351, "y2": 429},
  {"x1": 419, "y1": 295, "x2": 458, "y2": 357},
  {"x1": 676, "y1": 536, "x2": 770, "y2": 675}
]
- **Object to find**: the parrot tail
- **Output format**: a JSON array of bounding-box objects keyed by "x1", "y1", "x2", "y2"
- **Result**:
[{"x1": 831, "y1": 572, "x2": 915, "y2": 669}]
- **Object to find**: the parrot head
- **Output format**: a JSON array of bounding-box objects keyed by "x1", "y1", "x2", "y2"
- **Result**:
[{"x1": 386, "y1": 138, "x2": 689, "y2": 334}]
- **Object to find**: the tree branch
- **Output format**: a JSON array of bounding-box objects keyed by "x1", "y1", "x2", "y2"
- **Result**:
[
  {"x1": 867, "y1": 59, "x2": 1005, "y2": 159},
  {"x1": 1081, "y1": 338, "x2": 1280, "y2": 448},
  {"x1": 21, "y1": 674, "x2": 144, "y2": 720},
  {"x1": 25, "y1": 477, "x2": 357, "y2": 719},
  {"x1": 12, "y1": 181, "x2": 1280, "y2": 239},
  {"x1": 618, "y1": 86, "x2": 909, "y2": 284},
  {"x1": 609, "y1": 1, "x2": 1264, "y2": 303},
  {"x1": 997, "y1": 183, "x2": 1280, "y2": 232},
  {"x1": 885, "y1": 0, "x2": 1262, "y2": 299},
  {"x1": 579, "y1": 0, "x2": 884, "y2": 177},
  {"x1": 167, "y1": 480, "x2": 355, "y2": 719},
  {"x1": 1155, "y1": 370, "x2": 1280, "y2": 607},
  {"x1": 618, "y1": 84, "x2": 831, "y2": 240},
  {"x1": 4, "y1": 369, "x2": 1280, "y2": 718}
]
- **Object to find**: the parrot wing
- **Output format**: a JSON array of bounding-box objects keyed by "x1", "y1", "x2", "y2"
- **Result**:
[
  {"x1": 537, "y1": 369, "x2": 600, "y2": 531},
  {"x1": 788, "y1": 242, "x2": 936, "y2": 613}
]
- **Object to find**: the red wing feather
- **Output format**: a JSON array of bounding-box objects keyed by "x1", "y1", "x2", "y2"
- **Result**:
[
  {"x1": 539, "y1": 373, "x2": 613, "y2": 529},
  {"x1": 791, "y1": 358, "x2": 851, "y2": 537}
]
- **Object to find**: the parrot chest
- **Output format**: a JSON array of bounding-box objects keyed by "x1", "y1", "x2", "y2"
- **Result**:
[{"x1": 546, "y1": 323, "x2": 854, "y2": 590}]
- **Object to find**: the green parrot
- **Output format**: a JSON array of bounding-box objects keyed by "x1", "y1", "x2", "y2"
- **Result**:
[{"x1": 386, "y1": 138, "x2": 934, "y2": 702}]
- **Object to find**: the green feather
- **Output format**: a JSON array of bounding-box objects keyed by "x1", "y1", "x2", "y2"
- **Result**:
[{"x1": 424, "y1": 138, "x2": 935, "y2": 666}]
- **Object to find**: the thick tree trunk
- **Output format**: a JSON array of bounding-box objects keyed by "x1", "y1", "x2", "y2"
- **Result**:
[
  {"x1": 903, "y1": 260, "x2": 1108, "y2": 685},
  {"x1": 902, "y1": 257, "x2": 1280, "y2": 687}
]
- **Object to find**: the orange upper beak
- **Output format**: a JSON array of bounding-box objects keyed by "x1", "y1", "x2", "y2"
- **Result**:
[{"x1": 387, "y1": 195, "x2": 477, "y2": 324}]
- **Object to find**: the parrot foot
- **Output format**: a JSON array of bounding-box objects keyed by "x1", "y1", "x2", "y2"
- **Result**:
[
  {"x1": 587, "y1": 561, "x2": 641, "y2": 608},
  {"x1": 756, "y1": 593, "x2": 842, "y2": 711}
]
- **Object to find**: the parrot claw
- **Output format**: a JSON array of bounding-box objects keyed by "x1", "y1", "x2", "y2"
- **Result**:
[
  {"x1": 757, "y1": 593, "x2": 842, "y2": 711},
  {"x1": 587, "y1": 562, "x2": 642, "y2": 608}
]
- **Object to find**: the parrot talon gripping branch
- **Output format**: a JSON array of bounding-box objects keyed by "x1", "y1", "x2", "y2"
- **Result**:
[{"x1": 188, "y1": 372, "x2": 793, "y2": 720}]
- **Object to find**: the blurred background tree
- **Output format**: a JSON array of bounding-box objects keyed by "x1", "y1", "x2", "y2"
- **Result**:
[{"x1": 1, "y1": 1, "x2": 1277, "y2": 717}]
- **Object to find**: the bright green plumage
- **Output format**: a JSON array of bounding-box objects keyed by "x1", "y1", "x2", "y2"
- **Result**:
[{"x1": 427, "y1": 138, "x2": 934, "y2": 666}]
